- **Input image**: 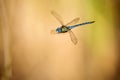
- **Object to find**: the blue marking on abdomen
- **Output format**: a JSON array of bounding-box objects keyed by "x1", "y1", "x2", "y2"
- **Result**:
[{"x1": 68, "y1": 21, "x2": 95, "y2": 29}]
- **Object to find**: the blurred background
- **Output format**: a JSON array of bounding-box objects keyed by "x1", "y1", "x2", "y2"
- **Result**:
[{"x1": 0, "y1": 0, "x2": 120, "y2": 80}]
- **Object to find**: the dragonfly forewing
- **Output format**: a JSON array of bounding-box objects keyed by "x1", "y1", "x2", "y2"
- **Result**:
[
  {"x1": 51, "y1": 11, "x2": 64, "y2": 25},
  {"x1": 68, "y1": 30, "x2": 78, "y2": 45},
  {"x1": 51, "y1": 30, "x2": 58, "y2": 34}
]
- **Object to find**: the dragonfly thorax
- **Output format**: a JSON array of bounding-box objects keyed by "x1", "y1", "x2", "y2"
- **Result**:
[{"x1": 56, "y1": 26, "x2": 70, "y2": 33}]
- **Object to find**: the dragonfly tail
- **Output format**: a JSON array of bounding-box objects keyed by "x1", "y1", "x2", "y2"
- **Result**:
[{"x1": 68, "y1": 21, "x2": 95, "y2": 29}]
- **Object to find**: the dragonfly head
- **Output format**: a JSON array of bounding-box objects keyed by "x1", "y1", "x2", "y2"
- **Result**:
[{"x1": 56, "y1": 27, "x2": 62, "y2": 33}]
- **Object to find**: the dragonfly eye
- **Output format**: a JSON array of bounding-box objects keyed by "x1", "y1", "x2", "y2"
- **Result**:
[{"x1": 56, "y1": 28, "x2": 62, "y2": 33}]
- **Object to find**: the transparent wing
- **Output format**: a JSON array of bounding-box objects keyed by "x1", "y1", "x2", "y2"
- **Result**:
[
  {"x1": 65, "y1": 18, "x2": 80, "y2": 26},
  {"x1": 50, "y1": 30, "x2": 58, "y2": 34},
  {"x1": 51, "y1": 11, "x2": 64, "y2": 25},
  {"x1": 68, "y1": 30, "x2": 78, "y2": 45}
]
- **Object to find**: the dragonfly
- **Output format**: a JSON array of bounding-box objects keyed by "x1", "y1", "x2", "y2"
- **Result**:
[{"x1": 51, "y1": 11, "x2": 95, "y2": 45}]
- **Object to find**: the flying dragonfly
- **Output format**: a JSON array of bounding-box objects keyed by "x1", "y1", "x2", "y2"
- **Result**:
[{"x1": 51, "y1": 11, "x2": 95, "y2": 45}]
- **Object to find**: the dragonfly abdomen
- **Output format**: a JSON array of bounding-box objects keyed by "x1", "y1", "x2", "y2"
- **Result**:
[{"x1": 68, "y1": 21, "x2": 95, "y2": 29}]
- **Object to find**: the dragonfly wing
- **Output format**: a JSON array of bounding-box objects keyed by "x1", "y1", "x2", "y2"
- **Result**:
[
  {"x1": 65, "y1": 18, "x2": 80, "y2": 26},
  {"x1": 50, "y1": 30, "x2": 58, "y2": 34},
  {"x1": 68, "y1": 30, "x2": 78, "y2": 45},
  {"x1": 51, "y1": 11, "x2": 64, "y2": 25}
]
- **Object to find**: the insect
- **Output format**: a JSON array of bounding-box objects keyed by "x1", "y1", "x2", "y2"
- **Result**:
[{"x1": 51, "y1": 11, "x2": 95, "y2": 45}]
